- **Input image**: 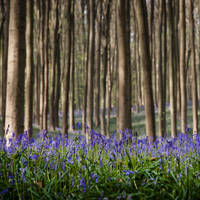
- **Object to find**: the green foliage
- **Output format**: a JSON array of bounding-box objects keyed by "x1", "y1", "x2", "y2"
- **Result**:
[{"x1": 0, "y1": 131, "x2": 200, "y2": 199}]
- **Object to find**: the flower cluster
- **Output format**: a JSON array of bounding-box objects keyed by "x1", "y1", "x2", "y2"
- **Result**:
[{"x1": 0, "y1": 129, "x2": 200, "y2": 199}]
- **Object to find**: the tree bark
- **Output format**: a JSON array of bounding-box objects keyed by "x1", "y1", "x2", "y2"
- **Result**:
[
  {"x1": 168, "y1": 0, "x2": 177, "y2": 138},
  {"x1": 69, "y1": 0, "x2": 75, "y2": 131},
  {"x1": 94, "y1": 0, "x2": 102, "y2": 128},
  {"x1": 86, "y1": 0, "x2": 95, "y2": 140},
  {"x1": 5, "y1": 0, "x2": 26, "y2": 143},
  {"x1": 43, "y1": 0, "x2": 50, "y2": 131},
  {"x1": 189, "y1": 0, "x2": 198, "y2": 136},
  {"x1": 39, "y1": 0, "x2": 45, "y2": 132},
  {"x1": 117, "y1": 0, "x2": 132, "y2": 140},
  {"x1": 135, "y1": 0, "x2": 156, "y2": 142},
  {"x1": 1, "y1": 0, "x2": 9, "y2": 135},
  {"x1": 62, "y1": 0, "x2": 71, "y2": 137},
  {"x1": 179, "y1": 0, "x2": 187, "y2": 134},
  {"x1": 157, "y1": 0, "x2": 165, "y2": 137},
  {"x1": 50, "y1": 0, "x2": 59, "y2": 131},
  {"x1": 25, "y1": 0, "x2": 34, "y2": 137}
]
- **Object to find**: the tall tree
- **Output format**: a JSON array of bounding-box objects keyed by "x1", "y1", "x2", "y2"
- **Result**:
[
  {"x1": 1, "y1": 0, "x2": 9, "y2": 135},
  {"x1": 25, "y1": 0, "x2": 34, "y2": 137},
  {"x1": 43, "y1": 0, "x2": 50, "y2": 131},
  {"x1": 189, "y1": 0, "x2": 198, "y2": 136},
  {"x1": 81, "y1": 0, "x2": 89, "y2": 134},
  {"x1": 86, "y1": 0, "x2": 95, "y2": 139},
  {"x1": 135, "y1": 0, "x2": 156, "y2": 142},
  {"x1": 117, "y1": 0, "x2": 132, "y2": 140},
  {"x1": 39, "y1": 0, "x2": 45, "y2": 132},
  {"x1": 157, "y1": 0, "x2": 165, "y2": 137},
  {"x1": 5, "y1": 0, "x2": 26, "y2": 143},
  {"x1": 94, "y1": 0, "x2": 102, "y2": 128},
  {"x1": 62, "y1": 0, "x2": 71, "y2": 137},
  {"x1": 179, "y1": 0, "x2": 187, "y2": 134},
  {"x1": 69, "y1": 0, "x2": 75, "y2": 131},
  {"x1": 168, "y1": 0, "x2": 177, "y2": 138},
  {"x1": 49, "y1": 0, "x2": 61, "y2": 130},
  {"x1": 100, "y1": 0, "x2": 111, "y2": 136}
]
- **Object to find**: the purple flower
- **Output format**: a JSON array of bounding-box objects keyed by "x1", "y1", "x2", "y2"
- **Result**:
[
  {"x1": 80, "y1": 176, "x2": 86, "y2": 192},
  {"x1": 0, "y1": 188, "x2": 9, "y2": 195},
  {"x1": 123, "y1": 170, "x2": 134, "y2": 176},
  {"x1": 31, "y1": 154, "x2": 39, "y2": 161}
]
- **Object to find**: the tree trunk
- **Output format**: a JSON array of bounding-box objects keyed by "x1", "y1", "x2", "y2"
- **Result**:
[
  {"x1": 135, "y1": 0, "x2": 156, "y2": 142},
  {"x1": 5, "y1": 0, "x2": 26, "y2": 143},
  {"x1": 117, "y1": 0, "x2": 132, "y2": 140},
  {"x1": 157, "y1": 0, "x2": 165, "y2": 137},
  {"x1": 1, "y1": 0, "x2": 9, "y2": 135},
  {"x1": 62, "y1": 0, "x2": 71, "y2": 137},
  {"x1": 39, "y1": 1, "x2": 45, "y2": 132},
  {"x1": 86, "y1": 0, "x2": 95, "y2": 140},
  {"x1": 81, "y1": 1, "x2": 88, "y2": 134},
  {"x1": 189, "y1": 0, "x2": 198, "y2": 136},
  {"x1": 34, "y1": 53, "x2": 40, "y2": 125},
  {"x1": 43, "y1": 0, "x2": 49, "y2": 131},
  {"x1": 94, "y1": 1, "x2": 102, "y2": 128},
  {"x1": 168, "y1": 0, "x2": 177, "y2": 138},
  {"x1": 54, "y1": 32, "x2": 61, "y2": 128},
  {"x1": 50, "y1": 0, "x2": 59, "y2": 131},
  {"x1": 179, "y1": 0, "x2": 187, "y2": 134},
  {"x1": 25, "y1": 0, "x2": 34, "y2": 137},
  {"x1": 100, "y1": 1, "x2": 111, "y2": 136},
  {"x1": 69, "y1": 0, "x2": 75, "y2": 131},
  {"x1": 162, "y1": 0, "x2": 167, "y2": 136}
]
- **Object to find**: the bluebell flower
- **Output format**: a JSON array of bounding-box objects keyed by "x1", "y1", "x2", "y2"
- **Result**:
[
  {"x1": 122, "y1": 170, "x2": 134, "y2": 176},
  {"x1": 31, "y1": 154, "x2": 39, "y2": 161},
  {"x1": 0, "y1": 188, "x2": 9, "y2": 195},
  {"x1": 76, "y1": 122, "x2": 82, "y2": 129},
  {"x1": 80, "y1": 176, "x2": 86, "y2": 192}
]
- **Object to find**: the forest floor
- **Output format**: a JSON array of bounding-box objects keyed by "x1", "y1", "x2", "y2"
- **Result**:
[
  {"x1": 34, "y1": 103, "x2": 197, "y2": 139},
  {"x1": 0, "y1": 103, "x2": 198, "y2": 139}
]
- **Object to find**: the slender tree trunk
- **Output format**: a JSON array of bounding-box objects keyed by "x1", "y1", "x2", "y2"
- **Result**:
[
  {"x1": 179, "y1": 0, "x2": 187, "y2": 134},
  {"x1": 133, "y1": 10, "x2": 140, "y2": 113},
  {"x1": 135, "y1": 0, "x2": 156, "y2": 142},
  {"x1": 1, "y1": 0, "x2": 10, "y2": 136},
  {"x1": 82, "y1": 1, "x2": 88, "y2": 134},
  {"x1": 62, "y1": 0, "x2": 71, "y2": 137},
  {"x1": 5, "y1": 0, "x2": 26, "y2": 143},
  {"x1": 69, "y1": 0, "x2": 75, "y2": 131},
  {"x1": 100, "y1": 1, "x2": 111, "y2": 136},
  {"x1": 168, "y1": 0, "x2": 177, "y2": 138},
  {"x1": 157, "y1": 0, "x2": 165, "y2": 137},
  {"x1": 86, "y1": 0, "x2": 95, "y2": 140},
  {"x1": 39, "y1": 1, "x2": 45, "y2": 132},
  {"x1": 25, "y1": 0, "x2": 34, "y2": 137},
  {"x1": 50, "y1": 0, "x2": 59, "y2": 131},
  {"x1": 34, "y1": 52, "x2": 40, "y2": 125},
  {"x1": 54, "y1": 33, "x2": 61, "y2": 128},
  {"x1": 162, "y1": 0, "x2": 167, "y2": 136},
  {"x1": 189, "y1": 0, "x2": 198, "y2": 136},
  {"x1": 117, "y1": 0, "x2": 132, "y2": 140},
  {"x1": 43, "y1": 0, "x2": 49, "y2": 131},
  {"x1": 106, "y1": 49, "x2": 114, "y2": 136},
  {"x1": 94, "y1": 1, "x2": 102, "y2": 128},
  {"x1": 1, "y1": 0, "x2": 9, "y2": 135}
]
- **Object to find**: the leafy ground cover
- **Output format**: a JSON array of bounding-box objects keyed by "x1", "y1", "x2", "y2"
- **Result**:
[{"x1": 0, "y1": 126, "x2": 200, "y2": 199}]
